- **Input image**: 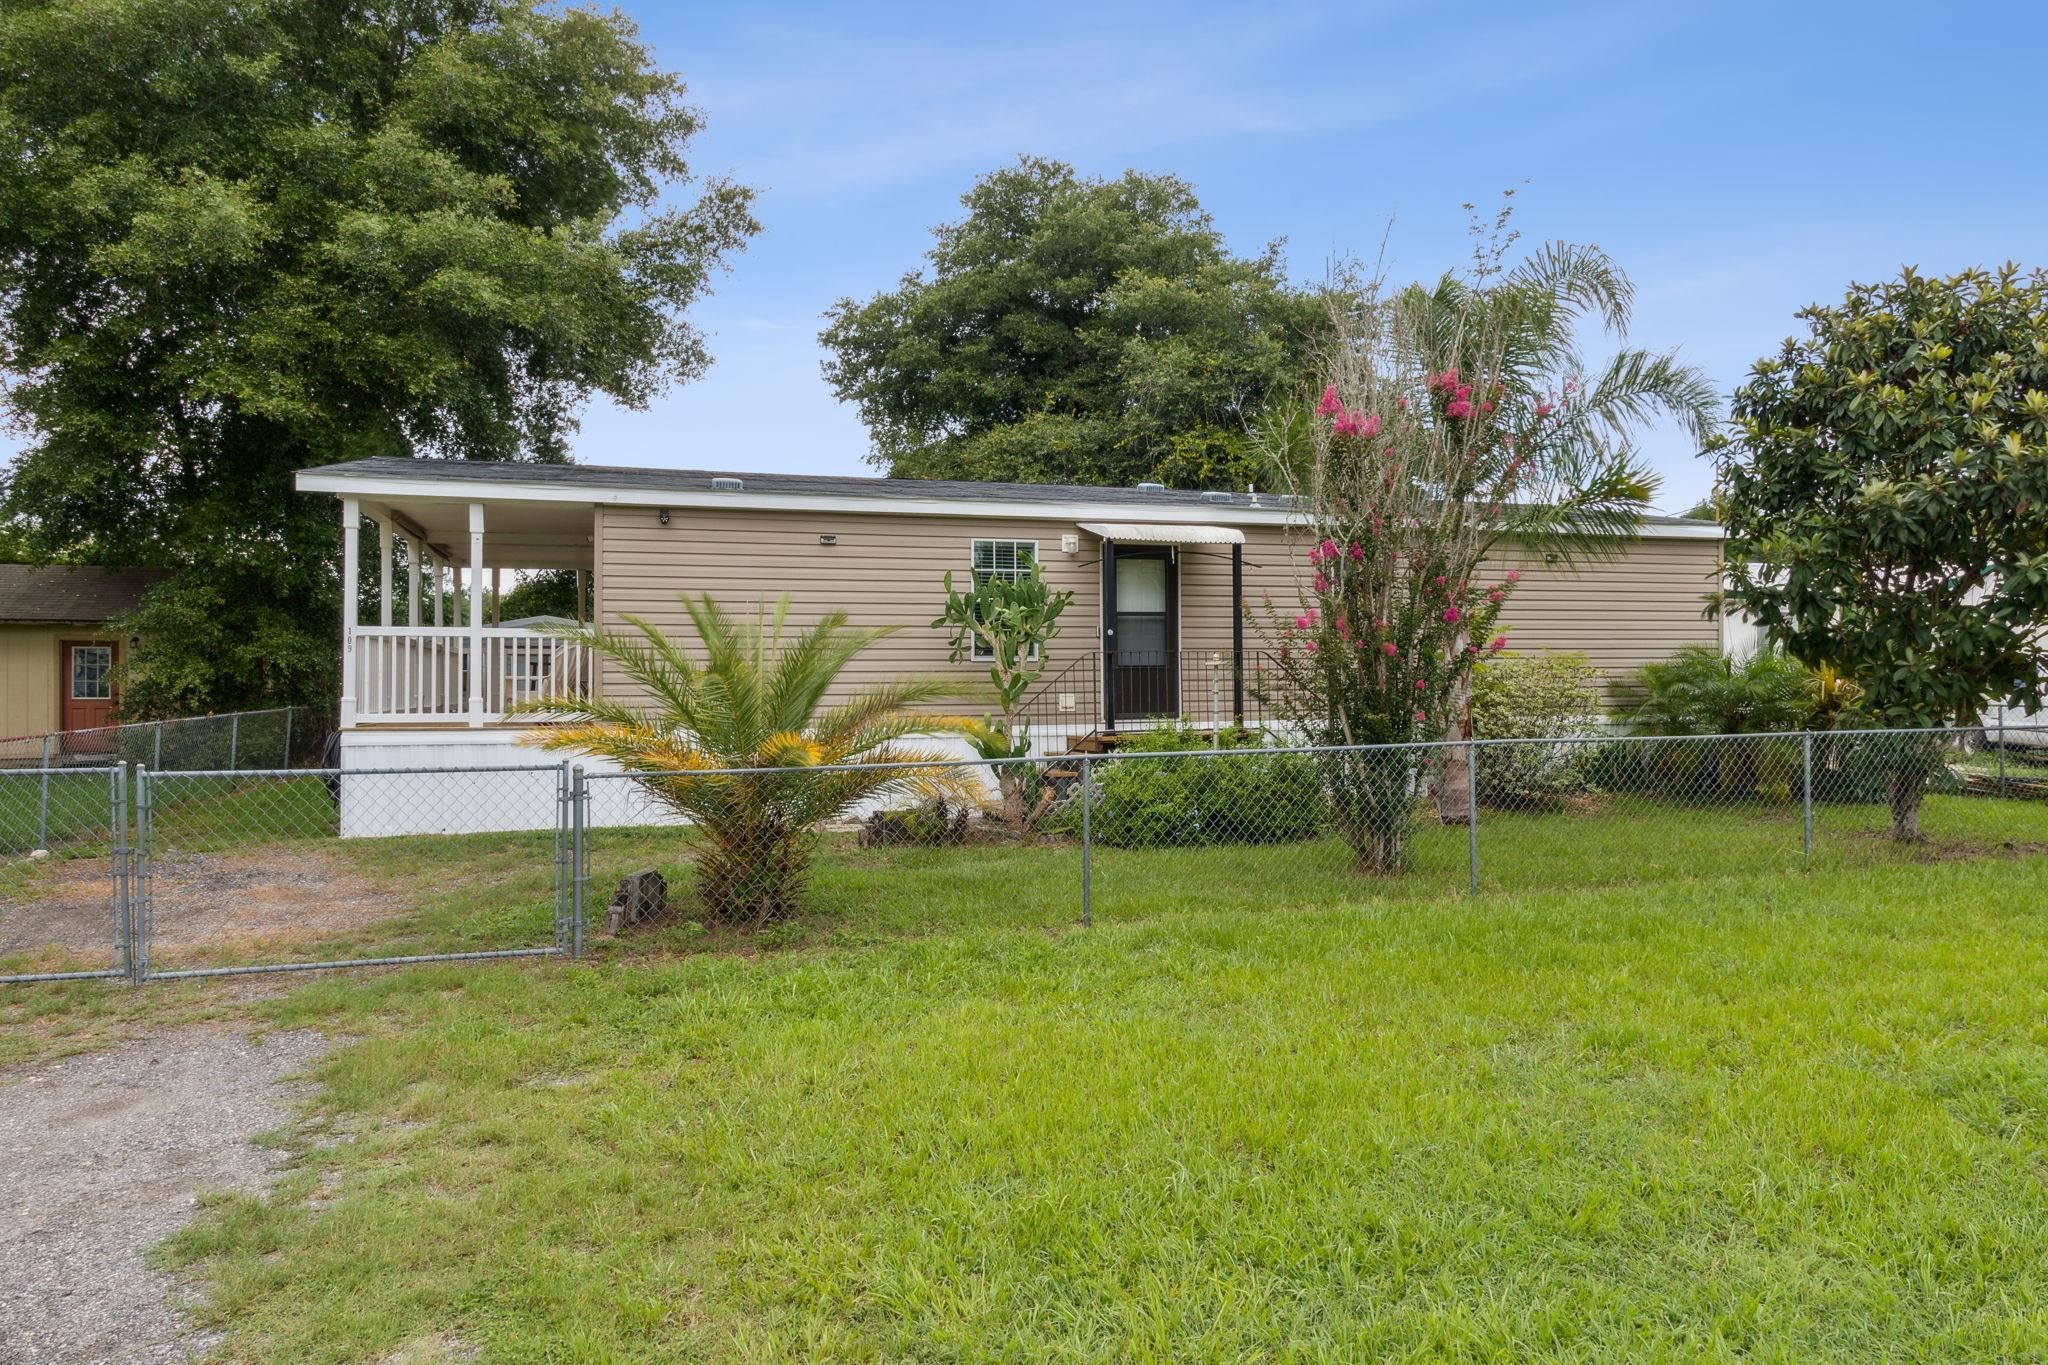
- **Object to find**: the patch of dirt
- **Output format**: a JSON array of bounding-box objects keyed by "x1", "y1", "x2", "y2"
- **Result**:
[
  {"x1": 2, "y1": 847, "x2": 409, "y2": 959},
  {"x1": 1849, "y1": 830, "x2": 2048, "y2": 862},
  {"x1": 0, "y1": 1026, "x2": 333, "y2": 1363}
]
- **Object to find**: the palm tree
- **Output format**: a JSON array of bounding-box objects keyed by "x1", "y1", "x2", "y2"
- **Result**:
[
  {"x1": 1631, "y1": 645, "x2": 1817, "y2": 737},
  {"x1": 1355, "y1": 226, "x2": 1722, "y2": 819},
  {"x1": 1397, "y1": 236, "x2": 1721, "y2": 562},
  {"x1": 1628, "y1": 644, "x2": 1818, "y2": 800},
  {"x1": 514, "y1": 594, "x2": 973, "y2": 926}
]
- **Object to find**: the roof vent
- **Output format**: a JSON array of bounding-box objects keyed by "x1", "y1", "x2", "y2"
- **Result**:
[
  {"x1": 1135, "y1": 481, "x2": 1166, "y2": 493},
  {"x1": 709, "y1": 476, "x2": 744, "y2": 492},
  {"x1": 1199, "y1": 490, "x2": 1234, "y2": 504}
]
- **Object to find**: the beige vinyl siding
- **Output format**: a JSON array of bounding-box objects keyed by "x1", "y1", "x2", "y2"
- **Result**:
[
  {"x1": 1485, "y1": 539, "x2": 1723, "y2": 682},
  {"x1": 1192, "y1": 525, "x2": 1721, "y2": 684},
  {"x1": 594, "y1": 505, "x2": 1723, "y2": 712},
  {"x1": 596, "y1": 506, "x2": 1104, "y2": 713},
  {"x1": 0, "y1": 624, "x2": 89, "y2": 738}
]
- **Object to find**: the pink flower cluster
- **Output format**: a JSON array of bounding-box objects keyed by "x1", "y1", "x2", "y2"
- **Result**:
[
  {"x1": 1315, "y1": 385, "x2": 1382, "y2": 440},
  {"x1": 1425, "y1": 367, "x2": 1498, "y2": 421},
  {"x1": 1306, "y1": 538, "x2": 1366, "y2": 568}
]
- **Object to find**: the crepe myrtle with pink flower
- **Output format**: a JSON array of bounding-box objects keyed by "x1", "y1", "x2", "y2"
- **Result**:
[{"x1": 1254, "y1": 205, "x2": 1717, "y2": 873}]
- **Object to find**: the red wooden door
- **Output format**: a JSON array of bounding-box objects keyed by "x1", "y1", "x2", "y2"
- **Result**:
[{"x1": 60, "y1": 640, "x2": 118, "y2": 740}]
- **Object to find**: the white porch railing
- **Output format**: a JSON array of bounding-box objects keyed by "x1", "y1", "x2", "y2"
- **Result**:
[{"x1": 353, "y1": 627, "x2": 594, "y2": 722}]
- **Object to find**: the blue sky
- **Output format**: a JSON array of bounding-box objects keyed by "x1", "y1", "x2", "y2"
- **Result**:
[
  {"x1": 8, "y1": 2, "x2": 2040, "y2": 514},
  {"x1": 582, "y1": 0, "x2": 2047, "y2": 513}
]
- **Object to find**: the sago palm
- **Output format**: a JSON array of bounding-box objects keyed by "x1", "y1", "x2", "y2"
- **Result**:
[{"x1": 514, "y1": 594, "x2": 973, "y2": 925}]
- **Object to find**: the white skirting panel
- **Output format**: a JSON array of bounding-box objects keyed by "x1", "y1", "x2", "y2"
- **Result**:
[{"x1": 335, "y1": 727, "x2": 1009, "y2": 838}]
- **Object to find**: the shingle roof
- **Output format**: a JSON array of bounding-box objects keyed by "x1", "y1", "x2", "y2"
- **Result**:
[
  {"x1": 301, "y1": 455, "x2": 1287, "y2": 511},
  {"x1": 297, "y1": 456, "x2": 1719, "y2": 527},
  {"x1": 0, "y1": 566, "x2": 170, "y2": 624}
]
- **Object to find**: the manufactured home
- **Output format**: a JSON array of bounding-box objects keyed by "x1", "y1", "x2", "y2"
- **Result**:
[{"x1": 295, "y1": 457, "x2": 1725, "y2": 831}]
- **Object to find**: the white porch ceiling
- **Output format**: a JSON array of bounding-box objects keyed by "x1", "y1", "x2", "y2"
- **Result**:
[
  {"x1": 359, "y1": 495, "x2": 595, "y2": 570},
  {"x1": 1078, "y1": 522, "x2": 1245, "y2": 545}
]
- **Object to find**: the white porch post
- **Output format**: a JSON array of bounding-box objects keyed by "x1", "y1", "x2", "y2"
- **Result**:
[
  {"x1": 574, "y1": 568, "x2": 586, "y2": 625},
  {"x1": 428, "y1": 550, "x2": 443, "y2": 627},
  {"x1": 492, "y1": 566, "x2": 503, "y2": 626},
  {"x1": 467, "y1": 502, "x2": 486, "y2": 726},
  {"x1": 339, "y1": 498, "x2": 360, "y2": 730},
  {"x1": 406, "y1": 536, "x2": 421, "y2": 626},
  {"x1": 377, "y1": 517, "x2": 394, "y2": 628}
]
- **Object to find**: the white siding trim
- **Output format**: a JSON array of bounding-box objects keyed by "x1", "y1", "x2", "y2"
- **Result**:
[{"x1": 294, "y1": 470, "x2": 1723, "y2": 541}]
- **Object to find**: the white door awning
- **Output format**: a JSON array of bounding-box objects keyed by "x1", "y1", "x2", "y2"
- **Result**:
[{"x1": 1077, "y1": 522, "x2": 1244, "y2": 546}]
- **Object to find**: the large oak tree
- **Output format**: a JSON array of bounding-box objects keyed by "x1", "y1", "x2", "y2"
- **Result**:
[
  {"x1": 0, "y1": 0, "x2": 755, "y2": 718},
  {"x1": 821, "y1": 157, "x2": 1323, "y2": 491}
]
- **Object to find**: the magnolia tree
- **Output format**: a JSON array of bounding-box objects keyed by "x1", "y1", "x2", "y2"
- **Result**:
[
  {"x1": 1258, "y1": 220, "x2": 1716, "y2": 872},
  {"x1": 1712, "y1": 265, "x2": 2048, "y2": 840}
]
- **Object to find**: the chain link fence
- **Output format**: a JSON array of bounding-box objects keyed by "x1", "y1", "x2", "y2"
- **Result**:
[
  {"x1": 2, "y1": 723, "x2": 2043, "y2": 987},
  {"x1": 0, "y1": 706, "x2": 312, "y2": 773},
  {"x1": 0, "y1": 766, "x2": 129, "y2": 983}
]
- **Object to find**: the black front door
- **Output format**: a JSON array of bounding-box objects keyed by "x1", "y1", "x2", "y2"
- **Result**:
[{"x1": 1105, "y1": 545, "x2": 1177, "y2": 724}]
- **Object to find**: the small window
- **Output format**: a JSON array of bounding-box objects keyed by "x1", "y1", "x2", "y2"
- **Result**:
[
  {"x1": 968, "y1": 539, "x2": 1040, "y2": 661},
  {"x1": 70, "y1": 645, "x2": 113, "y2": 700}
]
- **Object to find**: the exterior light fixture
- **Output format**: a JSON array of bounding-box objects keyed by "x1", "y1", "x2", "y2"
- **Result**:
[
  {"x1": 658, "y1": 508, "x2": 670, "y2": 525},
  {"x1": 819, "y1": 534, "x2": 837, "y2": 546}
]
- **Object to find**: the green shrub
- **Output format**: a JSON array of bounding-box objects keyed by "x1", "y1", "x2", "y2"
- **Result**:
[
  {"x1": 1471, "y1": 651, "x2": 1608, "y2": 808},
  {"x1": 1073, "y1": 726, "x2": 1325, "y2": 848}
]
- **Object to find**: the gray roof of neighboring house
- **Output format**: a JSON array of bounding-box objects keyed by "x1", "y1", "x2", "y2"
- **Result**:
[
  {"x1": 297, "y1": 456, "x2": 1719, "y2": 527},
  {"x1": 0, "y1": 565, "x2": 170, "y2": 624}
]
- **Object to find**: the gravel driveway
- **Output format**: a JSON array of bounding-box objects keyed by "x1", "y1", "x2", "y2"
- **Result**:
[{"x1": 0, "y1": 1028, "x2": 332, "y2": 1363}]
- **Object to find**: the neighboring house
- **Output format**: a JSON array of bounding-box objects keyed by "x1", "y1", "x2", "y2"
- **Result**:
[
  {"x1": 293, "y1": 458, "x2": 1724, "y2": 831},
  {"x1": 0, "y1": 565, "x2": 168, "y2": 739}
]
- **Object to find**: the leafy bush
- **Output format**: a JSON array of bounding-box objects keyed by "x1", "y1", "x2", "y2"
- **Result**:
[
  {"x1": 1073, "y1": 726, "x2": 1325, "y2": 848},
  {"x1": 1471, "y1": 651, "x2": 1606, "y2": 808}
]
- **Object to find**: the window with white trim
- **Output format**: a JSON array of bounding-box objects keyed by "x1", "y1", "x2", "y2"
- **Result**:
[
  {"x1": 69, "y1": 645, "x2": 113, "y2": 700},
  {"x1": 968, "y1": 538, "x2": 1040, "y2": 661}
]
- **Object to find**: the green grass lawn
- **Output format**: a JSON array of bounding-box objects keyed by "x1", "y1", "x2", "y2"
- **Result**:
[
  {"x1": 127, "y1": 813, "x2": 2048, "y2": 1360},
  {"x1": 6, "y1": 786, "x2": 2048, "y2": 1358}
]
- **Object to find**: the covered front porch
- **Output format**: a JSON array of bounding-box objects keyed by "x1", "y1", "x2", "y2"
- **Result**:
[{"x1": 337, "y1": 493, "x2": 597, "y2": 728}]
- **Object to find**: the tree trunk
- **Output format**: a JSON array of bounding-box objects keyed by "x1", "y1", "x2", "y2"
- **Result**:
[
  {"x1": 1435, "y1": 737, "x2": 1472, "y2": 824},
  {"x1": 1886, "y1": 734, "x2": 1941, "y2": 842},
  {"x1": 1354, "y1": 826, "x2": 1404, "y2": 875},
  {"x1": 1434, "y1": 676, "x2": 1474, "y2": 824},
  {"x1": 1888, "y1": 766, "x2": 1927, "y2": 842}
]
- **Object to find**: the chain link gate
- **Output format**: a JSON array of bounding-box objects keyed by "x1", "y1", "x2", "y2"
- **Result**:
[
  {"x1": 129, "y1": 762, "x2": 583, "y2": 981},
  {"x1": 0, "y1": 765, "x2": 131, "y2": 984}
]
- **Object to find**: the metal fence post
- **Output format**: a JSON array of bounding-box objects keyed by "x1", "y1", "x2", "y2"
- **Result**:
[
  {"x1": 282, "y1": 706, "x2": 294, "y2": 770},
  {"x1": 570, "y1": 763, "x2": 587, "y2": 958},
  {"x1": 1801, "y1": 731, "x2": 1814, "y2": 857},
  {"x1": 228, "y1": 713, "x2": 240, "y2": 772},
  {"x1": 111, "y1": 763, "x2": 129, "y2": 981},
  {"x1": 37, "y1": 733, "x2": 54, "y2": 850},
  {"x1": 553, "y1": 761, "x2": 569, "y2": 953},
  {"x1": 1079, "y1": 755, "x2": 1094, "y2": 928},
  {"x1": 1997, "y1": 711, "x2": 2007, "y2": 798},
  {"x1": 153, "y1": 721, "x2": 163, "y2": 770},
  {"x1": 1466, "y1": 737, "x2": 1479, "y2": 894},
  {"x1": 132, "y1": 765, "x2": 151, "y2": 982}
]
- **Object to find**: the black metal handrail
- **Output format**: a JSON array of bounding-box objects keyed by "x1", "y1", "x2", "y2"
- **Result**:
[{"x1": 1014, "y1": 650, "x2": 1295, "y2": 750}]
